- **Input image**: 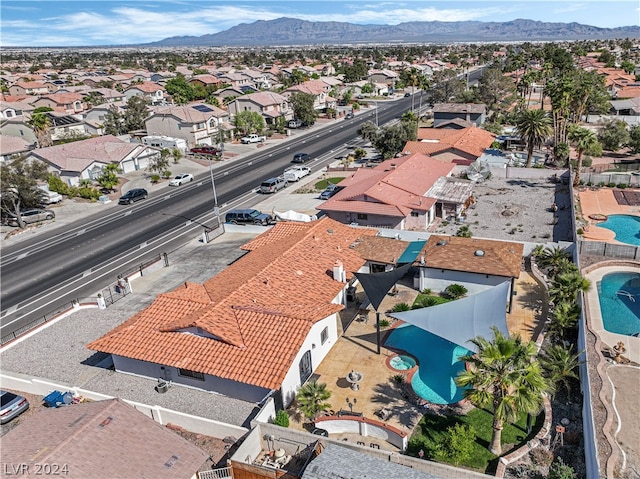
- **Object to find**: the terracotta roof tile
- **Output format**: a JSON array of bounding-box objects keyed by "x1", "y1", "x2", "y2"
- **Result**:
[{"x1": 88, "y1": 218, "x2": 376, "y2": 390}]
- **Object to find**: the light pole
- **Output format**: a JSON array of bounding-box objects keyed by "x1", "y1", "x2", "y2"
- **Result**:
[
  {"x1": 374, "y1": 100, "x2": 378, "y2": 127},
  {"x1": 208, "y1": 158, "x2": 221, "y2": 227},
  {"x1": 346, "y1": 397, "x2": 356, "y2": 413}
]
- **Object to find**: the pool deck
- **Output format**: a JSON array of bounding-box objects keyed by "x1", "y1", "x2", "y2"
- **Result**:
[
  {"x1": 578, "y1": 188, "x2": 640, "y2": 243},
  {"x1": 290, "y1": 271, "x2": 546, "y2": 445},
  {"x1": 584, "y1": 265, "x2": 640, "y2": 364}
]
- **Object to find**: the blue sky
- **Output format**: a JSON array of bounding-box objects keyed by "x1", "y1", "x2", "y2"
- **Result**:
[{"x1": 1, "y1": 0, "x2": 639, "y2": 47}]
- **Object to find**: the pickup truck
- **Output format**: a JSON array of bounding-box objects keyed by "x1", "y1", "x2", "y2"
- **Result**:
[
  {"x1": 283, "y1": 166, "x2": 311, "y2": 182},
  {"x1": 240, "y1": 134, "x2": 266, "y2": 144}
]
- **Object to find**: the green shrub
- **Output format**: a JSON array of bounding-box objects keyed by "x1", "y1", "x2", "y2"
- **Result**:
[
  {"x1": 379, "y1": 318, "x2": 391, "y2": 328},
  {"x1": 392, "y1": 374, "x2": 405, "y2": 384},
  {"x1": 433, "y1": 423, "x2": 477, "y2": 466},
  {"x1": 444, "y1": 284, "x2": 468, "y2": 299},
  {"x1": 391, "y1": 302, "x2": 410, "y2": 312},
  {"x1": 617, "y1": 183, "x2": 627, "y2": 189},
  {"x1": 162, "y1": 170, "x2": 172, "y2": 179},
  {"x1": 598, "y1": 182, "x2": 606, "y2": 187},
  {"x1": 151, "y1": 174, "x2": 161, "y2": 184},
  {"x1": 577, "y1": 228, "x2": 584, "y2": 235},
  {"x1": 421, "y1": 288, "x2": 432, "y2": 295},
  {"x1": 455, "y1": 225, "x2": 472, "y2": 238},
  {"x1": 548, "y1": 458, "x2": 576, "y2": 479},
  {"x1": 607, "y1": 182, "x2": 616, "y2": 188},
  {"x1": 77, "y1": 186, "x2": 101, "y2": 200},
  {"x1": 273, "y1": 410, "x2": 290, "y2": 428}
]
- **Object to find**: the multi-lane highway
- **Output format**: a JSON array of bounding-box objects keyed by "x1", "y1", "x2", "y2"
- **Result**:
[{"x1": 0, "y1": 95, "x2": 418, "y2": 339}]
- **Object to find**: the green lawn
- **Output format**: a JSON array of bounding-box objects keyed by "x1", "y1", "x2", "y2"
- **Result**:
[
  {"x1": 315, "y1": 177, "x2": 344, "y2": 190},
  {"x1": 407, "y1": 407, "x2": 543, "y2": 473}
]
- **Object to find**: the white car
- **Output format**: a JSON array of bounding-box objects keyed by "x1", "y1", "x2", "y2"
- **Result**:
[{"x1": 169, "y1": 173, "x2": 194, "y2": 186}]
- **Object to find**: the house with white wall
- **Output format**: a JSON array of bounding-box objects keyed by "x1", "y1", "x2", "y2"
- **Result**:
[
  {"x1": 87, "y1": 218, "x2": 376, "y2": 409},
  {"x1": 227, "y1": 92, "x2": 291, "y2": 127},
  {"x1": 124, "y1": 81, "x2": 166, "y2": 105},
  {"x1": 144, "y1": 103, "x2": 229, "y2": 148}
]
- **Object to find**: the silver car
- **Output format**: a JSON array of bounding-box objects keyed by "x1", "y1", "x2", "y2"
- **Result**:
[
  {"x1": 6, "y1": 208, "x2": 55, "y2": 226},
  {"x1": 0, "y1": 390, "x2": 29, "y2": 424}
]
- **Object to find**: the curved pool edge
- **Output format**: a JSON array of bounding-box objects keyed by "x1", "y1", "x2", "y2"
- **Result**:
[
  {"x1": 583, "y1": 261, "x2": 640, "y2": 364},
  {"x1": 594, "y1": 214, "x2": 640, "y2": 247}
]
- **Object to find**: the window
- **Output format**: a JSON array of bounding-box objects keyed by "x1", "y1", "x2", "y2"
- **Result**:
[
  {"x1": 357, "y1": 213, "x2": 368, "y2": 220},
  {"x1": 178, "y1": 368, "x2": 204, "y2": 381},
  {"x1": 321, "y1": 327, "x2": 328, "y2": 345},
  {"x1": 411, "y1": 211, "x2": 419, "y2": 217}
]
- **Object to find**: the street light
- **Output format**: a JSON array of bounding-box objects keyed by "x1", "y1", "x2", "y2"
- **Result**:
[
  {"x1": 207, "y1": 158, "x2": 221, "y2": 227},
  {"x1": 373, "y1": 100, "x2": 378, "y2": 127},
  {"x1": 346, "y1": 397, "x2": 357, "y2": 413}
]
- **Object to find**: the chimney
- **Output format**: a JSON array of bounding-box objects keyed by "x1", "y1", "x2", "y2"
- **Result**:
[{"x1": 333, "y1": 260, "x2": 345, "y2": 282}]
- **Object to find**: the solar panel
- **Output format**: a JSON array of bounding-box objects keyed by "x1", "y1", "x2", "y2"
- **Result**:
[{"x1": 192, "y1": 104, "x2": 213, "y2": 112}]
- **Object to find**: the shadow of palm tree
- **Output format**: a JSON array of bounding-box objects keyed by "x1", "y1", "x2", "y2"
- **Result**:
[{"x1": 370, "y1": 382, "x2": 423, "y2": 429}]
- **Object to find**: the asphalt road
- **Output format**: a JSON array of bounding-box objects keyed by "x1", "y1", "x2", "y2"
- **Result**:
[{"x1": 0, "y1": 95, "x2": 416, "y2": 339}]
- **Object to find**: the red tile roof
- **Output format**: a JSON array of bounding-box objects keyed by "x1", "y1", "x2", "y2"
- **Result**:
[
  {"x1": 88, "y1": 218, "x2": 376, "y2": 390},
  {"x1": 408, "y1": 126, "x2": 495, "y2": 158},
  {"x1": 319, "y1": 154, "x2": 452, "y2": 216}
]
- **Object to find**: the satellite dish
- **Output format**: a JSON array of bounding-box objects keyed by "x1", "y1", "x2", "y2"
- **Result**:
[{"x1": 466, "y1": 160, "x2": 491, "y2": 182}]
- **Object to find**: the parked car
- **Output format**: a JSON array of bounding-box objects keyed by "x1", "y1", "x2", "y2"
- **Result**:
[
  {"x1": 240, "y1": 134, "x2": 266, "y2": 144},
  {"x1": 292, "y1": 152, "x2": 311, "y2": 163},
  {"x1": 225, "y1": 209, "x2": 272, "y2": 225},
  {"x1": 344, "y1": 112, "x2": 354, "y2": 120},
  {"x1": 0, "y1": 390, "x2": 29, "y2": 424},
  {"x1": 311, "y1": 427, "x2": 329, "y2": 437},
  {"x1": 404, "y1": 92, "x2": 411, "y2": 97},
  {"x1": 6, "y1": 208, "x2": 55, "y2": 226},
  {"x1": 190, "y1": 145, "x2": 220, "y2": 156},
  {"x1": 288, "y1": 119, "x2": 304, "y2": 129},
  {"x1": 319, "y1": 183, "x2": 339, "y2": 200},
  {"x1": 118, "y1": 188, "x2": 148, "y2": 205},
  {"x1": 168, "y1": 173, "x2": 194, "y2": 186},
  {"x1": 260, "y1": 177, "x2": 287, "y2": 194},
  {"x1": 283, "y1": 165, "x2": 311, "y2": 182}
]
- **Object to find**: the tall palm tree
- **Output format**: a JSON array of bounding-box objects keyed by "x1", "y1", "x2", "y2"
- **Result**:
[
  {"x1": 568, "y1": 125, "x2": 602, "y2": 186},
  {"x1": 549, "y1": 271, "x2": 591, "y2": 304},
  {"x1": 540, "y1": 344, "x2": 581, "y2": 400},
  {"x1": 27, "y1": 112, "x2": 52, "y2": 147},
  {"x1": 455, "y1": 327, "x2": 549, "y2": 455},
  {"x1": 295, "y1": 380, "x2": 331, "y2": 420},
  {"x1": 514, "y1": 109, "x2": 553, "y2": 168}
]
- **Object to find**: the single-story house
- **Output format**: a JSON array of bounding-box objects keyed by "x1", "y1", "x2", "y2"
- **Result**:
[
  {"x1": 401, "y1": 126, "x2": 496, "y2": 165},
  {"x1": 87, "y1": 218, "x2": 376, "y2": 408},
  {"x1": 318, "y1": 154, "x2": 456, "y2": 231},
  {"x1": 26, "y1": 135, "x2": 159, "y2": 185},
  {"x1": 0, "y1": 398, "x2": 209, "y2": 479}
]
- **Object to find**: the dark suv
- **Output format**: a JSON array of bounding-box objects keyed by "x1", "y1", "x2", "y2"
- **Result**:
[
  {"x1": 292, "y1": 152, "x2": 311, "y2": 163},
  {"x1": 225, "y1": 209, "x2": 272, "y2": 225},
  {"x1": 118, "y1": 188, "x2": 148, "y2": 205}
]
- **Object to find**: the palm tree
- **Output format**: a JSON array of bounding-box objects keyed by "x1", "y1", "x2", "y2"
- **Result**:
[
  {"x1": 27, "y1": 112, "x2": 52, "y2": 147},
  {"x1": 455, "y1": 327, "x2": 548, "y2": 455},
  {"x1": 295, "y1": 380, "x2": 331, "y2": 420},
  {"x1": 537, "y1": 246, "x2": 571, "y2": 274},
  {"x1": 417, "y1": 75, "x2": 431, "y2": 115},
  {"x1": 568, "y1": 125, "x2": 602, "y2": 186},
  {"x1": 514, "y1": 109, "x2": 552, "y2": 168},
  {"x1": 540, "y1": 344, "x2": 581, "y2": 400},
  {"x1": 549, "y1": 271, "x2": 591, "y2": 304},
  {"x1": 548, "y1": 301, "x2": 581, "y2": 341}
]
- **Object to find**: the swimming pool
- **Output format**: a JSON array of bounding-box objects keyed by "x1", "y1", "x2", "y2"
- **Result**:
[
  {"x1": 596, "y1": 215, "x2": 640, "y2": 246},
  {"x1": 598, "y1": 272, "x2": 640, "y2": 336},
  {"x1": 385, "y1": 324, "x2": 472, "y2": 404}
]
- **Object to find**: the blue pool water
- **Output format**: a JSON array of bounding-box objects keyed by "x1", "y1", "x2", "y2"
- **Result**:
[
  {"x1": 385, "y1": 324, "x2": 472, "y2": 404},
  {"x1": 598, "y1": 272, "x2": 640, "y2": 336},
  {"x1": 389, "y1": 355, "x2": 417, "y2": 370},
  {"x1": 596, "y1": 215, "x2": 640, "y2": 246}
]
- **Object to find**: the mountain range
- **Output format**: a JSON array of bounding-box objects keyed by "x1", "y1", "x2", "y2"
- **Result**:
[{"x1": 145, "y1": 17, "x2": 640, "y2": 47}]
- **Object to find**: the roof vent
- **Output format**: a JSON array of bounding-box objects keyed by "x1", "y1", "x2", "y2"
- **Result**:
[
  {"x1": 474, "y1": 250, "x2": 485, "y2": 257},
  {"x1": 436, "y1": 240, "x2": 447, "y2": 246}
]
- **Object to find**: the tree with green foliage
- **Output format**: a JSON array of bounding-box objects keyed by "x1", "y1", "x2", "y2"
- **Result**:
[
  {"x1": 429, "y1": 70, "x2": 465, "y2": 105},
  {"x1": 82, "y1": 90, "x2": 105, "y2": 108},
  {"x1": 433, "y1": 423, "x2": 476, "y2": 466},
  {"x1": 514, "y1": 109, "x2": 553, "y2": 168},
  {"x1": 273, "y1": 410, "x2": 290, "y2": 428},
  {"x1": 171, "y1": 148, "x2": 182, "y2": 164},
  {"x1": 455, "y1": 327, "x2": 548, "y2": 455},
  {"x1": 444, "y1": 284, "x2": 468, "y2": 300},
  {"x1": 96, "y1": 163, "x2": 120, "y2": 192},
  {"x1": 549, "y1": 271, "x2": 591, "y2": 304},
  {"x1": 295, "y1": 380, "x2": 331, "y2": 420},
  {"x1": 598, "y1": 118, "x2": 630, "y2": 152},
  {"x1": 620, "y1": 60, "x2": 636, "y2": 75},
  {"x1": 628, "y1": 125, "x2": 640, "y2": 154},
  {"x1": 548, "y1": 301, "x2": 581, "y2": 341},
  {"x1": 455, "y1": 225, "x2": 473, "y2": 238},
  {"x1": 123, "y1": 96, "x2": 149, "y2": 132},
  {"x1": 233, "y1": 110, "x2": 266, "y2": 136},
  {"x1": 165, "y1": 73, "x2": 194, "y2": 104},
  {"x1": 0, "y1": 157, "x2": 49, "y2": 228},
  {"x1": 568, "y1": 126, "x2": 602, "y2": 186},
  {"x1": 147, "y1": 150, "x2": 171, "y2": 177},
  {"x1": 540, "y1": 344, "x2": 581, "y2": 400},
  {"x1": 103, "y1": 105, "x2": 126, "y2": 136},
  {"x1": 289, "y1": 92, "x2": 318, "y2": 127},
  {"x1": 477, "y1": 67, "x2": 516, "y2": 116},
  {"x1": 342, "y1": 58, "x2": 368, "y2": 83}
]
